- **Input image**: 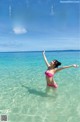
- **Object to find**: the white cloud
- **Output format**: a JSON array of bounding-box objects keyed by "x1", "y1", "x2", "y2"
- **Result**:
[
  {"x1": 60, "y1": 0, "x2": 80, "y2": 3},
  {"x1": 50, "y1": 5, "x2": 55, "y2": 16},
  {"x1": 9, "y1": 5, "x2": 12, "y2": 17},
  {"x1": 13, "y1": 27, "x2": 27, "y2": 34}
]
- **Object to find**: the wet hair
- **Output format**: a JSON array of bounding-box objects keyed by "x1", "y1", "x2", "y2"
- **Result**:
[{"x1": 53, "y1": 59, "x2": 61, "y2": 68}]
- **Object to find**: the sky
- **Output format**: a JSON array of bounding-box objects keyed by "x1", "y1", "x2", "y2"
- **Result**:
[{"x1": 0, "y1": 0, "x2": 80, "y2": 51}]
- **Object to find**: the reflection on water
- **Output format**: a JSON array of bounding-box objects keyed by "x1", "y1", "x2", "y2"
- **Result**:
[
  {"x1": 21, "y1": 84, "x2": 48, "y2": 97},
  {"x1": 21, "y1": 83, "x2": 58, "y2": 99}
]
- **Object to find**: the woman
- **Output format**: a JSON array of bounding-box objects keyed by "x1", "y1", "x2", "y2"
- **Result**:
[{"x1": 42, "y1": 51, "x2": 78, "y2": 88}]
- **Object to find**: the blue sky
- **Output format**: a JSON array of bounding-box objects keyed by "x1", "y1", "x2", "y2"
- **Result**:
[{"x1": 0, "y1": 0, "x2": 80, "y2": 51}]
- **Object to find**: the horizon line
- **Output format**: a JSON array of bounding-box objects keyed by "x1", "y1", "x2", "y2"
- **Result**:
[{"x1": 0, "y1": 49, "x2": 80, "y2": 53}]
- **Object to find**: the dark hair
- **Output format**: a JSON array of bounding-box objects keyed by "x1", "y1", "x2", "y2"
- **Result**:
[{"x1": 53, "y1": 60, "x2": 61, "y2": 68}]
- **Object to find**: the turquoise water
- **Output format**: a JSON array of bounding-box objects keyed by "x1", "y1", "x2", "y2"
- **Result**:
[{"x1": 0, "y1": 51, "x2": 80, "y2": 122}]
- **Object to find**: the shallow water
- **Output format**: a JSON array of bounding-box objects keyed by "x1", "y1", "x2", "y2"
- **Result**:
[{"x1": 0, "y1": 51, "x2": 80, "y2": 122}]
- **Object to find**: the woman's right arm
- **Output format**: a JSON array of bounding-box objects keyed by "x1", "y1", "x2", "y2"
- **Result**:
[{"x1": 42, "y1": 51, "x2": 50, "y2": 67}]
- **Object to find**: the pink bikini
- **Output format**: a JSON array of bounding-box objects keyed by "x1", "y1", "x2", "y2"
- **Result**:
[
  {"x1": 45, "y1": 71, "x2": 53, "y2": 77},
  {"x1": 45, "y1": 71, "x2": 58, "y2": 88}
]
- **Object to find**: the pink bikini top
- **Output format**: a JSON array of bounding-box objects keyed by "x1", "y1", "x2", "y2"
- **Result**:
[{"x1": 45, "y1": 71, "x2": 54, "y2": 78}]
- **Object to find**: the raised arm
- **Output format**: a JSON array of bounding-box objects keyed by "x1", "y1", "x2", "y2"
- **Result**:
[
  {"x1": 55, "y1": 64, "x2": 79, "y2": 72},
  {"x1": 42, "y1": 51, "x2": 50, "y2": 67}
]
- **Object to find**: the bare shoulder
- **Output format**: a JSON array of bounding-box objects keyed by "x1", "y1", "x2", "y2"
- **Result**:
[
  {"x1": 51, "y1": 68, "x2": 57, "y2": 73},
  {"x1": 54, "y1": 68, "x2": 59, "y2": 73}
]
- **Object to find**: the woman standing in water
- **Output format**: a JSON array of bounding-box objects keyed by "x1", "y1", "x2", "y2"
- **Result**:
[{"x1": 42, "y1": 51, "x2": 78, "y2": 88}]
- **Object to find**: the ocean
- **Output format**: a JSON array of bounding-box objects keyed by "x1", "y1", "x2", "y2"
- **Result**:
[{"x1": 0, "y1": 51, "x2": 80, "y2": 122}]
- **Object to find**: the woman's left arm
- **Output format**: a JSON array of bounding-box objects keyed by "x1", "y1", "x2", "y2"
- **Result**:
[{"x1": 55, "y1": 64, "x2": 79, "y2": 72}]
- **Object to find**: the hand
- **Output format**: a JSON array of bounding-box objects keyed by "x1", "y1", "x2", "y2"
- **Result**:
[
  {"x1": 42, "y1": 50, "x2": 45, "y2": 54},
  {"x1": 73, "y1": 64, "x2": 79, "y2": 68}
]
